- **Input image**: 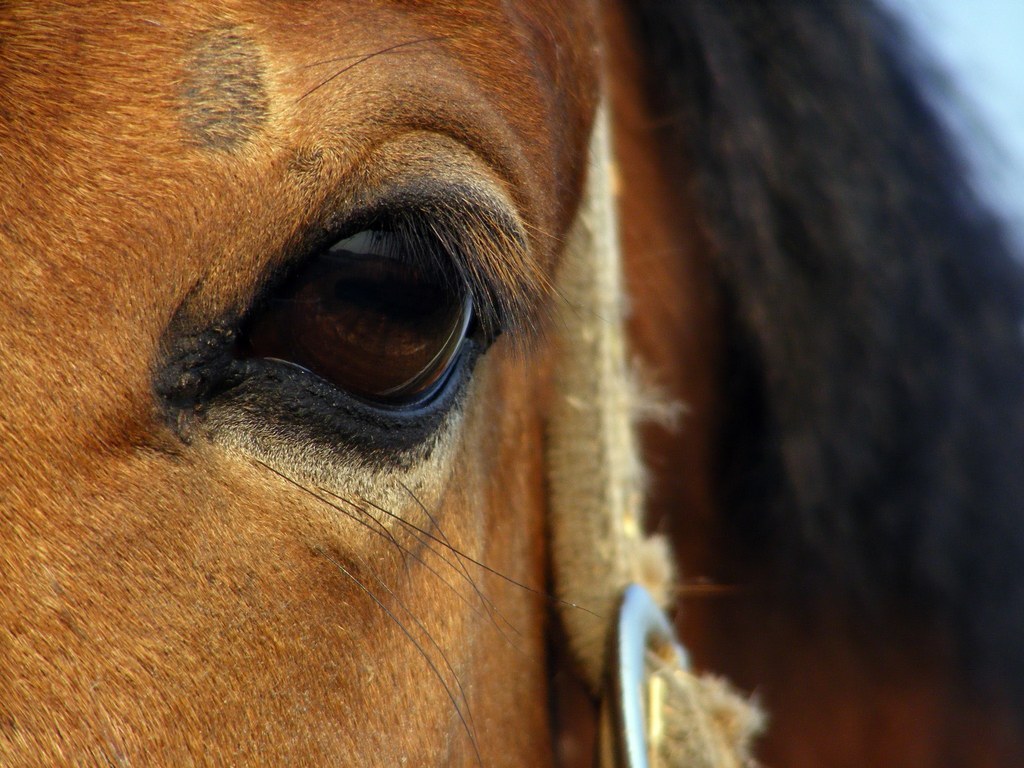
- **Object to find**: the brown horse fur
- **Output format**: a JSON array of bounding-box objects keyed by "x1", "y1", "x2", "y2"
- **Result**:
[
  {"x1": 1, "y1": 2, "x2": 597, "y2": 764},
  {"x1": 4, "y1": 1, "x2": 1024, "y2": 766}
]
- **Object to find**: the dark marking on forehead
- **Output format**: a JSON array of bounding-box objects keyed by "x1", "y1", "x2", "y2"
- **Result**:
[{"x1": 181, "y1": 28, "x2": 268, "y2": 151}]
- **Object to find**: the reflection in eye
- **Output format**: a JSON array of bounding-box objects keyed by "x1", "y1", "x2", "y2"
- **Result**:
[{"x1": 238, "y1": 231, "x2": 473, "y2": 405}]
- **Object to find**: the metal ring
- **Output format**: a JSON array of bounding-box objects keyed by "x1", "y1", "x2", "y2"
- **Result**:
[{"x1": 605, "y1": 583, "x2": 689, "y2": 768}]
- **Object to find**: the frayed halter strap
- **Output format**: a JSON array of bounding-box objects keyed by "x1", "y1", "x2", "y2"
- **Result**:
[{"x1": 546, "y1": 97, "x2": 764, "y2": 768}]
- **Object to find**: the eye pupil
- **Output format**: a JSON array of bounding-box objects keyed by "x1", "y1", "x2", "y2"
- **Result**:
[{"x1": 238, "y1": 231, "x2": 473, "y2": 405}]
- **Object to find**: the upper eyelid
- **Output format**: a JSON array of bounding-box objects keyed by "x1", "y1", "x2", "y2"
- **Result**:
[{"x1": 278, "y1": 179, "x2": 545, "y2": 343}]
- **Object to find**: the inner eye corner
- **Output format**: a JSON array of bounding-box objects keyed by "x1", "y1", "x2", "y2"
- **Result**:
[{"x1": 234, "y1": 225, "x2": 477, "y2": 409}]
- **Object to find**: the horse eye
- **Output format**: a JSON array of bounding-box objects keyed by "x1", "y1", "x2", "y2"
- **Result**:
[{"x1": 238, "y1": 231, "x2": 473, "y2": 405}]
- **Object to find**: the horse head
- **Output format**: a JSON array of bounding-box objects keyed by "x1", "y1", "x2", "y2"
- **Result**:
[
  {"x1": 1, "y1": 3, "x2": 605, "y2": 763},
  {"x1": 5, "y1": 2, "x2": 1024, "y2": 766}
]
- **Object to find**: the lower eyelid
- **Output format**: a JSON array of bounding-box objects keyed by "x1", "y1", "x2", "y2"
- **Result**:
[{"x1": 198, "y1": 342, "x2": 480, "y2": 463}]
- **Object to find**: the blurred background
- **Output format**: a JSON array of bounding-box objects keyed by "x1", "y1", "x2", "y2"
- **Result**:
[{"x1": 886, "y1": 0, "x2": 1024, "y2": 251}]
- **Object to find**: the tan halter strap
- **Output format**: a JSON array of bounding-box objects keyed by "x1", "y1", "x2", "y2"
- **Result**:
[{"x1": 546, "y1": 98, "x2": 763, "y2": 767}]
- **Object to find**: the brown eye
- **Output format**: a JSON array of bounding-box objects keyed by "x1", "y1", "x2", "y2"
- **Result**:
[{"x1": 239, "y1": 231, "x2": 473, "y2": 405}]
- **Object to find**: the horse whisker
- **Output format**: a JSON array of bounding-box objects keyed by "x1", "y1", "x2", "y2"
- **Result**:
[
  {"x1": 297, "y1": 37, "x2": 449, "y2": 102},
  {"x1": 357, "y1": 491, "x2": 602, "y2": 619},
  {"x1": 393, "y1": 481, "x2": 527, "y2": 641},
  {"x1": 296, "y1": 38, "x2": 449, "y2": 71},
  {"x1": 330, "y1": 491, "x2": 519, "y2": 646},
  {"x1": 674, "y1": 582, "x2": 752, "y2": 598},
  {"x1": 319, "y1": 485, "x2": 529, "y2": 653},
  {"x1": 255, "y1": 460, "x2": 408, "y2": 559},
  {"x1": 347, "y1": 549, "x2": 481, "y2": 754},
  {"x1": 312, "y1": 546, "x2": 483, "y2": 768},
  {"x1": 253, "y1": 460, "x2": 520, "y2": 654}
]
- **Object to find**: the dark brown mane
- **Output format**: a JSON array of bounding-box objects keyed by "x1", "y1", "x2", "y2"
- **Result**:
[{"x1": 628, "y1": 0, "x2": 1024, "y2": 705}]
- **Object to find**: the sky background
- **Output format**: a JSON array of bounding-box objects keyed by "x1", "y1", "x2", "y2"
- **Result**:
[{"x1": 885, "y1": 0, "x2": 1024, "y2": 250}]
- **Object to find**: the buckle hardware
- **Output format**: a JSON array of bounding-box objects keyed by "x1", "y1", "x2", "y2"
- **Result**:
[{"x1": 602, "y1": 584, "x2": 689, "y2": 768}]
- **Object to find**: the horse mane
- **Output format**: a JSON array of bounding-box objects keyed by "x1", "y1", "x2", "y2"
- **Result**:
[{"x1": 627, "y1": 0, "x2": 1024, "y2": 702}]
